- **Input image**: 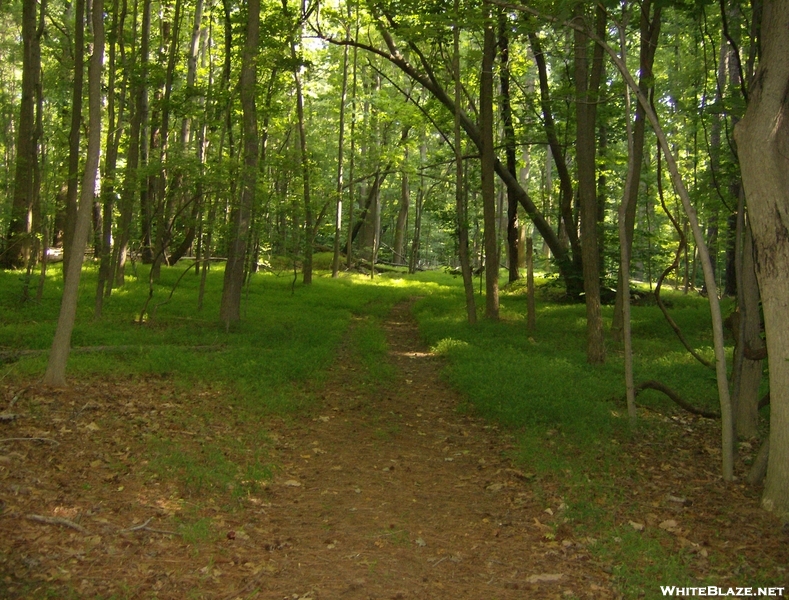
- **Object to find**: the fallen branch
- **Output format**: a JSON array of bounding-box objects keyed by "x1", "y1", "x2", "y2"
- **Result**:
[
  {"x1": 0, "y1": 437, "x2": 60, "y2": 446},
  {"x1": 121, "y1": 517, "x2": 154, "y2": 532},
  {"x1": 633, "y1": 380, "x2": 720, "y2": 419},
  {"x1": 121, "y1": 516, "x2": 179, "y2": 536},
  {"x1": 27, "y1": 514, "x2": 88, "y2": 533}
]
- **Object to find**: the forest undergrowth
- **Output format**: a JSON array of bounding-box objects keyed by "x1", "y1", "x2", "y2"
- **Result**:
[{"x1": 0, "y1": 265, "x2": 786, "y2": 598}]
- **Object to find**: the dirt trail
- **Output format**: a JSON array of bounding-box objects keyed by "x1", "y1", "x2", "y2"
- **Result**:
[
  {"x1": 256, "y1": 300, "x2": 613, "y2": 599},
  {"x1": 0, "y1": 300, "x2": 615, "y2": 599}
]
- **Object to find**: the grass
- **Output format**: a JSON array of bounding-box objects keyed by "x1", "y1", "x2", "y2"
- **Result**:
[
  {"x1": 409, "y1": 270, "x2": 750, "y2": 597},
  {"x1": 0, "y1": 263, "x2": 765, "y2": 597}
]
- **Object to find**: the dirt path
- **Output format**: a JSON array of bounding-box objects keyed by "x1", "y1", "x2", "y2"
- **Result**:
[
  {"x1": 255, "y1": 300, "x2": 613, "y2": 599},
  {"x1": 0, "y1": 300, "x2": 615, "y2": 599}
]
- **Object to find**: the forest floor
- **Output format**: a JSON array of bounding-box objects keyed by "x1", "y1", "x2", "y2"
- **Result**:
[{"x1": 1, "y1": 299, "x2": 787, "y2": 599}]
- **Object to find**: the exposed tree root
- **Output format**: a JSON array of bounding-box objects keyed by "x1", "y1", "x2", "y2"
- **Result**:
[{"x1": 632, "y1": 380, "x2": 720, "y2": 419}]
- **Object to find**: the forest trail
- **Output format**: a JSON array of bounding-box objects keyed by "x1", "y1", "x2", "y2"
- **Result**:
[
  {"x1": 255, "y1": 299, "x2": 614, "y2": 599},
  {"x1": 0, "y1": 299, "x2": 616, "y2": 599}
]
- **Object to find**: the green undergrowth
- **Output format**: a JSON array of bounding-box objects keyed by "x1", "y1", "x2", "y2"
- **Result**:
[
  {"x1": 0, "y1": 265, "x2": 427, "y2": 410},
  {"x1": 411, "y1": 271, "x2": 742, "y2": 597}
]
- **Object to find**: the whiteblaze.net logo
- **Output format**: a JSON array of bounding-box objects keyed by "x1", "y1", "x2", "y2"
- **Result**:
[{"x1": 660, "y1": 587, "x2": 785, "y2": 597}]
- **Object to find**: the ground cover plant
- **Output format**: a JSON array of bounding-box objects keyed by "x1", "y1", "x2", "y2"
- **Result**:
[
  {"x1": 412, "y1": 272, "x2": 786, "y2": 595},
  {"x1": 0, "y1": 266, "x2": 786, "y2": 598}
]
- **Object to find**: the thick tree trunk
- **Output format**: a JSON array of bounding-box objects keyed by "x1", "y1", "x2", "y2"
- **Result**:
[
  {"x1": 734, "y1": 0, "x2": 789, "y2": 517},
  {"x1": 574, "y1": 5, "x2": 606, "y2": 364},
  {"x1": 3, "y1": 0, "x2": 42, "y2": 270},
  {"x1": 219, "y1": 0, "x2": 259, "y2": 324},
  {"x1": 43, "y1": 0, "x2": 104, "y2": 386},
  {"x1": 731, "y1": 223, "x2": 763, "y2": 438}
]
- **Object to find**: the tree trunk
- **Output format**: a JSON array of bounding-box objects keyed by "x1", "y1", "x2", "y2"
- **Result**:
[
  {"x1": 332, "y1": 37, "x2": 350, "y2": 277},
  {"x1": 393, "y1": 148, "x2": 410, "y2": 266},
  {"x1": 60, "y1": 0, "x2": 84, "y2": 279},
  {"x1": 219, "y1": 0, "x2": 259, "y2": 324},
  {"x1": 526, "y1": 237, "x2": 536, "y2": 331},
  {"x1": 480, "y1": 7, "x2": 499, "y2": 320},
  {"x1": 43, "y1": 0, "x2": 104, "y2": 386},
  {"x1": 455, "y1": 5, "x2": 476, "y2": 324},
  {"x1": 96, "y1": 0, "x2": 127, "y2": 316},
  {"x1": 499, "y1": 10, "x2": 519, "y2": 283},
  {"x1": 3, "y1": 0, "x2": 42, "y2": 270},
  {"x1": 731, "y1": 222, "x2": 763, "y2": 438},
  {"x1": 292, "y1": 29, "x2": 313, "y2": 284},
  {"x1": 734, "y1": 0, "x2": 789, "y2": 517},
  {"x1": 574, "y1": 4, "x2": 606, "y2": 364},
  {"x1": 150, "y1": 0, "x2": 184, "y2": 282},
  {"x1": 612, "y1": 0, "x2": 662, "y2": 339}
]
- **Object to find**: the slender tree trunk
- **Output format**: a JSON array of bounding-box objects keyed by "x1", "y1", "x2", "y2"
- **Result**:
[
  {"x1": 526, "y1": 237, "x2": 536, "y2": 331},
  {"x1": 480, "y1": 6, "x2": 499, "y2": 320},
  {"x1": 345, "y1": 18, "x2": 359, "y2": 270},
  {"x1": 116, "y1": 0, "x2": 149, "y2": 286},
  {"x1": 332, "y1": 37, "x2": 350, "y2": 277},
  {"x1": 219, "y1": 0, "x2": 259, "y2": 323},
  {"x1": 734, "y1": 0, "x2": 789, "y2": 515},
  {"x1": 43, "y1": 0, "x2": 104, "y2": 386},
  {"x1": 618, "y1": 13, "x2": 637, "y2": 424},
  {"x1": 409, "y1": 142, "x2": 426, "y2": 274},
  {"x1": 455, "y1": 5, "x2": 476, "y2": 323},
  {"x1": 150, "y1": 0, "x2": 184, "y2": 281},
  {"x1": 393, "y1": 145, "x2": 410, "y2": 266},
  {"x1": 499, "y1": 10, "x2": 519, "y2": 282},
  {"x1": 60, "y1": 0, "x2": 84, "y2": 279},
  {"x1": 96, "y1": 0, "x2": 128, "y2": 316},
  {"x1": 528, "y1": 33, "x2": 581, "y2": 291},
  {"x1": 612, "y1": 0, "x2": 661, "y2": 338},
  {"x1": 291, "y1": 22, "x2": 313, "y2": 284}
]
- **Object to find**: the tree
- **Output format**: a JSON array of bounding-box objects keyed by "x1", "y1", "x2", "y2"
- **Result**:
[
  {"x1": 2, "y1": 0, "x2": 44, "y2": 269},
  {"x1": 734, "y1": 0, "x2": 789, "y2": 518},
  {"x1": 574, "y1": 4, "x2": 606, "y2": 364},
  {"x1": 43, "y1": 0, "x2": 104, "y2": 386},
  {"x1": 480, "y1": 3, "x2": 499, "y2": 320},
  {"x1": 220, "y1": 0, "x2": 260, "y2": 324}
]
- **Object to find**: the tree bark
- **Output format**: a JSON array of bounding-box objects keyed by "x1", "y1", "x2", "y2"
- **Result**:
[
  {"x1": 43, "y1": 0, "x2": 104, "y2": 386},
  {"x1": 393, "y1": 158, "x2": 410, "y2": 266},
  {"x1": 60, "y1": 0, "x2": 84, "y2": 279},
  {"x1": 332, "y1": 37, "x2": 350, "y2": 277},
  {"x1": 219, "y1": 0, "x2": 259, "y2": 324},
  {"x1": 612, "y1": 0, "x2": 661, "y2": 338},
  {"x1": 734, "y1": 0, "x2": 789, "y2": 517},
  {"x1": 574, "y1": 4, "x2": 606, "y2": 364},
  {"x1": 480, "y1": 7, "x2": 499, "y2": 320},
  {"x1": 455, "y1": 5, "x2": 476, "y2": 324},
  {"x1": 3, "y1": 0, "x2": 42, "y2": 269},
  {"x1": 498, "y1": 11, "x2": 519, "y2": 283},
  {"x1": 291, "y1": 19, "x2": 313, "y2": 284}
]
